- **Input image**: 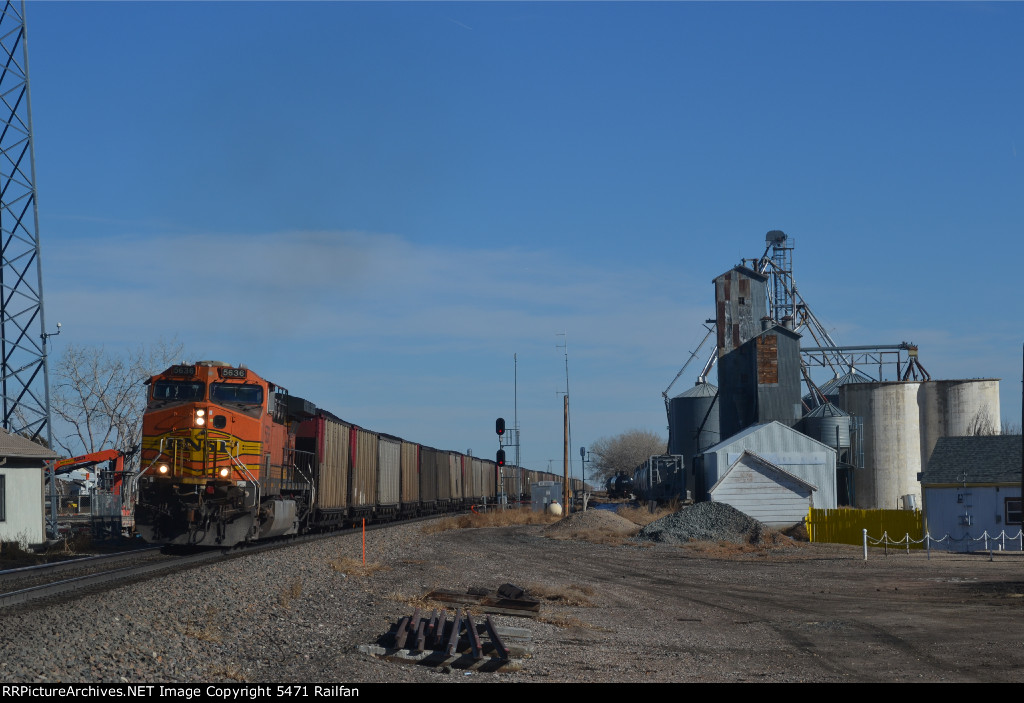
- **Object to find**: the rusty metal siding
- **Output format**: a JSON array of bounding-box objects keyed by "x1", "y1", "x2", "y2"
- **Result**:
[
  {"x1": 377, "y1": 436, "x2": 401, "y2": 507},
  {"x1": 400, "y1": 440, "x2": 419, "y2": 504},
  {"x1": 317, "y1": 415, "x2": 350, "y2": 510},
  {"x1": 350, "y1": 426, "x2": 378, "y2": 508}
]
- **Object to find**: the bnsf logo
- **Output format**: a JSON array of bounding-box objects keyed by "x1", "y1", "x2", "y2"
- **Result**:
[{"x1": 172, "y1": 438, "x2": 240, "y2": 453}]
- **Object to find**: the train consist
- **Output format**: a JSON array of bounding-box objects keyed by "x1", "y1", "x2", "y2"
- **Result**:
[{"x1": 134, "y1": 361, "x2": 579, "y2": 547}]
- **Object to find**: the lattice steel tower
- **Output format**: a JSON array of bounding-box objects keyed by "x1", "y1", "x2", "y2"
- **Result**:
[{"x1": 0, "y1": 1, "x2": 53, "y2": 447}]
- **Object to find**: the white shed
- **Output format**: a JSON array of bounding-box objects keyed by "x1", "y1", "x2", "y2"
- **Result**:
[
  {"x1": 0, "y1": 430, "x2": 59, "y2": 547},
  {"x1": 709, "y1": 450, "x2": 817, "y2": 528},
  {"x1": 698, "y1": 421, "x2": 838, "y2": 509}
]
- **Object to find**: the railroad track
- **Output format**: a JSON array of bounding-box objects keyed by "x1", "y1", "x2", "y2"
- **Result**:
[{"x1": 0, "y1": 514, "x2": 451, "y2": 611}]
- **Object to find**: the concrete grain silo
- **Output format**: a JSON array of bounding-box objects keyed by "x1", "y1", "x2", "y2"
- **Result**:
[
  {"x1": 839, "y1": 382, "x2": 923, "y2": 510},
  {"x1": 919, "y1": 379, "x2": 1001, "y2": 469},
  {"x1": 838, "y1": 379, "x2": 1002, "y2": 510}
]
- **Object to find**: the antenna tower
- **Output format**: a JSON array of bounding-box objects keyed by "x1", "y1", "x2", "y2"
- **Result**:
[{"x1": 0, "y1": 2, "x2": 53, "y2": 445}]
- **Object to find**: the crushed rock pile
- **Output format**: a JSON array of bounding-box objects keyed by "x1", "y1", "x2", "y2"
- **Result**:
[
  {"x1": 544, "y1": 508, "x2": 640, "y2": 537},
  {"x1": 636, "y1": 501, "x2": 780, "y2": 545}
]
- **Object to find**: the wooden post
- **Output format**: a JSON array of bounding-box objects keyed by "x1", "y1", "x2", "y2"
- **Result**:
[{"x1": 564, "y1": 394, "x2": 570, "y2": 513}]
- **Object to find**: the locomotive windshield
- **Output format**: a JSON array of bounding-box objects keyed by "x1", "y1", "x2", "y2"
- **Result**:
[
  {"x1": 150, "y1": 381, "x2": 205, "y2": 407},
  {"x1": 211, "y1": 382, "x2": 264, "y2": 417}
]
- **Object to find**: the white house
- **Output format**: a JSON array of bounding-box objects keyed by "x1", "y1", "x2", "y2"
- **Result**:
[
  {"x1": 708, "y1": 450, "x2": 817, "y2": 528},
  {"x1": 920, "y1": 435, "x2": 1021, "y2": 552},
  {"x1": 0, "y1": 430, "x2": 59, "y2": 547}
]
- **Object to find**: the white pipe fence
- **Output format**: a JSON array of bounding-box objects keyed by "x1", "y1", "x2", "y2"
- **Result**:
[{"x1": 861, "y1": 528, "x2": 1024, "y2": 560}]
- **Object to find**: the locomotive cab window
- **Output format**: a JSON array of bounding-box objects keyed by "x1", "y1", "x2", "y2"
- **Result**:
[
  {"x1": 211, "y1": 383, "x2": 264, "y2": 418},
  {"x1": 149, "y1": 381, "x2": 206, "y2": 408}
]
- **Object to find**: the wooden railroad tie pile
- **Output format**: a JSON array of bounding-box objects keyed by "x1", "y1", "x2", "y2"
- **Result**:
[{"x1": 361, "y1": 585, "x2": 538, "y2": 671}]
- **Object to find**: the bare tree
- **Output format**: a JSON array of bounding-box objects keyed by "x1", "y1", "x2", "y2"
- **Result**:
[
  {"x1": 965, "y1": 408, "x2": 998, "y2": 437},
  {"x1": 587, "y1": 429, "x2": 666, "y2": 484},
  {"x1": 50, "y1": 338, "x2": 186, "y2": 458}
]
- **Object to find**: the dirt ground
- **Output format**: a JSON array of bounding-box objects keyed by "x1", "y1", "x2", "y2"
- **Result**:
[{"x1": 387, "y1": 522, "x2": 1024, "y2": 683}]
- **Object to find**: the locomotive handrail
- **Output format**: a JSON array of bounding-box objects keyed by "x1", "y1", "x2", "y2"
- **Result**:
[{"x1": 223, "y1": 440, "x2": 261, "y2": 509}]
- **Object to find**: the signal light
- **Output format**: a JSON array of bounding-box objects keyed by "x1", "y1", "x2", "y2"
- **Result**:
[
  {"x1": 496, "y1": 418, "x2": 505, "y2": 436},
  {"x1": 496, "y1": 449, "x2": 506, "y2": 466}
]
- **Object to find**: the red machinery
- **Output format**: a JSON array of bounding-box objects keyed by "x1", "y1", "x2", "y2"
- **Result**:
[{"x1": 55, "y1": 449, "x2": 134, "y2": 538}]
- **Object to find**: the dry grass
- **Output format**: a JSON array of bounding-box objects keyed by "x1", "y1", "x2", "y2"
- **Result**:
[
  {"x1": 524, "y1": 582, "x2": 596, "y2": 607},
  {"x1": 422, "y1": 508, "x2": 559, "y2": 534},
  {"x1": 328, "y1": 555, "x2": 390, "y2": 577},
  {"x1": 616, "y1": 501, "x2": 680, "y2": 527},
  {"x1": 278, "y1": 578, "x2": 303, "y2": 608},
  {"x1": 546, "y1": 528, "x2": 634, "y2": 546},
  {"x1": 180, "y1": 606, "x2": 223, "y2": 643}
]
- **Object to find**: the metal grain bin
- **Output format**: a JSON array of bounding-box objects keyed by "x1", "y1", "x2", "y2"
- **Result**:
[
  {"x1": 800, "y1": 402, "x2": 852, "y2": 449},
  {"x1": 350, "y1": 426, "x2": 378, "y2": 509},
  {"x1": 668, "y1": 382, "x2": 720, "y2": 460},
  {"x1": 312, "y1": 414, "x2": 350, "y2": 511},
  {"x1": 400, "y1": 440, "x2": 419, "y2": 508},
  {"x1": 377, "y1": 435, "x2": 401, "y2": 509}
]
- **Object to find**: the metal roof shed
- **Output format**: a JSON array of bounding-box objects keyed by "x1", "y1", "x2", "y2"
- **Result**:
[
  {"x1": 698, "y1": 421, "x2": 837, "y2": 509},
  {"x1": 709, "y1": 450, "x2": 817, "y2": 528}
]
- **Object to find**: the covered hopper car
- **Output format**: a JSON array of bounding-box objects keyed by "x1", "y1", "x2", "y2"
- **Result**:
[{"x1": 134, "y1": 361, "x2": 579, "y2": 547}]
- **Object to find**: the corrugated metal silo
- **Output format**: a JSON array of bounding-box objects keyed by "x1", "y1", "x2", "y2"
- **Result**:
[
  {"x1": 668, "y1": 382, "x2": 720, "y2": 460},
  {"x1": 800, "y1": 402, "x2": 852, "y2": 448}
]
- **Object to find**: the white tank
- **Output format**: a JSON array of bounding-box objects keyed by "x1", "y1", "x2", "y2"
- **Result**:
[
  {"x1": 919, "y1": 379, "x2": 1001, "y2": 468},
  {"x1": 839, "y1": 378, "x2": 1002, "y2": 511},
  {"x1": 840, "y1": 382, "x2": 922, "y2": 510}
]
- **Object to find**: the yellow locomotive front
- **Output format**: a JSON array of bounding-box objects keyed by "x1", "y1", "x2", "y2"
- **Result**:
[{"x1": 134, "y1": 361, "x2": 299, "y2": 546}]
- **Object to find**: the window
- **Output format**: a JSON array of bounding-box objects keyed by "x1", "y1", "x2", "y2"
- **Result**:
[
  {"x1": 211, "y1": 383, "x2": 265, "y2": 419},
  {"x1": 150, "y1": 381, "x2": 205, "y2": 407},
  {"x1": 1006, "y1": 497, "x2": 1022, "y2": 526}
]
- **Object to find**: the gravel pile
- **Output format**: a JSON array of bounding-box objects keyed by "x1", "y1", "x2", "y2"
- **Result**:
[
  {"x1": 636, "y1": 501, "x2": 778, "y2": 545},
  {"x1": 543, "y1": 509, "x2": 639, "y2": 537}
]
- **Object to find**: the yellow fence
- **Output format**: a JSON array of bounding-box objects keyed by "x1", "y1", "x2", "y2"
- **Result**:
[{"x1": 806, "y1": 507, "x2": 924, "y2": 548}]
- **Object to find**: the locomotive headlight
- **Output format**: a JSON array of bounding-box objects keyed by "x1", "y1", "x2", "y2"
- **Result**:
[{"x1": 195, "y1": 408, "x2": 206, "y2": 426}]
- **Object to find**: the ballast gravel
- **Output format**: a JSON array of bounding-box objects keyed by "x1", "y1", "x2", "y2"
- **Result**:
[
  {"x1": 1, "y1": 509, "x2": 1023, "y2": 684},
  {"x1": 636, "y1": 501, "x2": 779, "y2": 545}
]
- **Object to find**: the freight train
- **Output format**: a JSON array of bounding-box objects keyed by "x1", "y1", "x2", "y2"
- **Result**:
[{"x1": 134, "y1": 361, "x2": 579, "y2": 547}]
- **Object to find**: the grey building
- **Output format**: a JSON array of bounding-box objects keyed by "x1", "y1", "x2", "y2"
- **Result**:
[
  {"x1": 718, "y1": 324, "x2": 803, "y2": 439},
  {"x1": 920, "y1": 435, "x2": 1021, "y2": 550}
]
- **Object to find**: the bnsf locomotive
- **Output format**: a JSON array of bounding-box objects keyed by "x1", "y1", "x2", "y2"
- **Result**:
[{"x1": 134, "y1": 361, "x2": 580, "y2": 547}]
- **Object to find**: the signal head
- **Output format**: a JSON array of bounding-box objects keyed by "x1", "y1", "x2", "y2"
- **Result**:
[
  {"x1": 496, "y1": 417, "x2": 506, "y2": 436},
  {"x1": 496, "y1": 449, "x2": 506, "y2": 466}
]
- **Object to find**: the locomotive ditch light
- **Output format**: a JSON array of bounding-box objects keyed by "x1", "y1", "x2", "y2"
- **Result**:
[
  {"x1": 219, "y1": 468, "x2": 230, "y2": 478},
  {"x1": 158, "y1": 464, "x2": 169, "y2": 474}
]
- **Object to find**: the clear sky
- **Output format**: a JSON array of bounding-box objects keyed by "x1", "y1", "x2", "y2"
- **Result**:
[{"x1": 25, "y1": 1, "x2": 1023, "y2": 476}]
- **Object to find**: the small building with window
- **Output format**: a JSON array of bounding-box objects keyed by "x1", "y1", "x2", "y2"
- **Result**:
[
  {"x1": 0, "y1": 430, "x2": 59, "y2": 547},
  {"x1": 920, "y1": 435, "x2": 1022, "y2": 551}
]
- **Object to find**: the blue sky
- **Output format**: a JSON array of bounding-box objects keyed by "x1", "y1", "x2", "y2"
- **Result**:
[{"x1": 25, "y1": 1, "x2": 1022, "y2": 475}]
